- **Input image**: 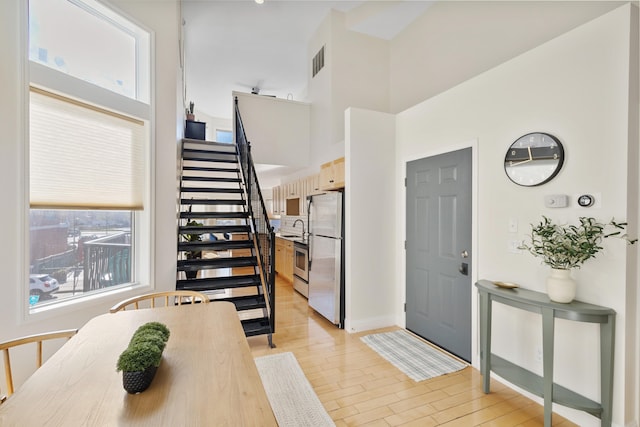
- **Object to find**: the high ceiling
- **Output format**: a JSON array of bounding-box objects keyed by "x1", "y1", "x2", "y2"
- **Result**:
[{"x1": 182, "y1": 0, "x2": 433, "y2": 120}]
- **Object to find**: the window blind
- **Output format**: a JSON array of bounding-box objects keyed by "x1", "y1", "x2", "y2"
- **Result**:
[{"x1": 30, "y1": 88, "x2": 146, "y2": 210}]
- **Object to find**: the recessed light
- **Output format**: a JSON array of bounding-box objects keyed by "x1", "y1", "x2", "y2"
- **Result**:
[{"x1": 255, "y1": 0, "x2": 264, "y2": 4}]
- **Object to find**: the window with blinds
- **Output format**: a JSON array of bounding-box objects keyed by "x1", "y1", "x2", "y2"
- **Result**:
[
  {"x1": 30, "y1": 89, "x2": 146, "y2": 210},
  {"x1": 27, "y1": 0, "x2": 151, "y2": 311}
]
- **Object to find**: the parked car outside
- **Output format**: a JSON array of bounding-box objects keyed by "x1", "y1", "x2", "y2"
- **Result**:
[{"x1": 29, "y1": 274, "x2": 60, "y2": 296}]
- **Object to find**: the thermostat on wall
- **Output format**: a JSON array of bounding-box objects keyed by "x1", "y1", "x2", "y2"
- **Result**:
[
  {"x1": 544, "y1": 194, "x2": 569, "y2": 208},
  {"x1": 577, "y1": 194, "x2": 595, "y2": 207}
]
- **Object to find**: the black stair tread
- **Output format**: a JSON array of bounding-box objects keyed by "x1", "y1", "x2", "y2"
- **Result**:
[
  {"x1": 183, "y1": 156, "x2": 238, "y2": 164},
  {"x1": 179, "y1": 224, "x2": 250, "y2": 234},
  {"x1": 183, "y1": 148, "x2": 237, "y2": 156},
  {"x1": 177, "y1": 256, "x2": 257, "y2": 271},
  {"x1": 180, "y1": 211, "x2": 248, "y2": 219},
  {"x1": 182, "y1": 176, "x2": 242, "y2": 183},
  {"x1": 216, "y1": 294, "x2": 266, "y2": 311},
  {"x1": 183, "y1": 138, "x2": 237, "y2": 149},
  {"x1": 181, "y1": 198, "x2": 245, "y2": 206},
  {"x1": 181, "y1": 187, "x2": 244, "y2": 193},
  {"x1": 178, "y1": 240, "x2": 253, "y2": 252},
  {"x1": 176, "y1": 274, "x2": 262, "y2": 291},
  {"x1": 183, "y1": 165, "x2": 239, "y2": 173},
  {"x1": 241, "y1": 318, "x2": 272, "y2": 337}
]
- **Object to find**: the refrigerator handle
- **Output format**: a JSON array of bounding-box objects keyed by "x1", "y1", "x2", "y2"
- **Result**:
[
  {"x1": 307, "y1": 195, "x2": 313, "y2": 270},
  {"x1": 308, "y1": 234, "x2": 313, "y2": 270}
]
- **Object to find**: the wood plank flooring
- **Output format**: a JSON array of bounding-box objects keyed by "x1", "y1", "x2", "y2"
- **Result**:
[{"x1": 247, "y1": 276, "x2": 578, "y2": 426}]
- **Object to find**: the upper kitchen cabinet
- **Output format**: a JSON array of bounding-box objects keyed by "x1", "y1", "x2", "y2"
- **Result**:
[
  {"x1": 306, "y1": 174, "x2": 321, "y2": 196},
  {"x1": 319, "y1": 157, "x2": 345, "y2": 190},
  {"x1": 272, "y1": 185, "x2": 284, "y2": 217}
]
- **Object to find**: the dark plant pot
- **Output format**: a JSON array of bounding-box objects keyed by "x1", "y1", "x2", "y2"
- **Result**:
[
  {"x1": 185, "y1": 270, "x2": 198, "y2": 279},
  {"x1": 122, "y1": 366, "x2": 158, "y2": 394}
]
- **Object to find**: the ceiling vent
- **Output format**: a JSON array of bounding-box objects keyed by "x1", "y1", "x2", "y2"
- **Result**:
[{"x1": 312, "y1": 46, "x2": 325, "y2": 78}]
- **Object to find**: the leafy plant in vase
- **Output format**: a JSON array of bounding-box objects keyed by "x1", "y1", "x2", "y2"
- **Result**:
[
  {"x1": 519, "y1": 216, "x2": 636, "y2": 303},
  {"x1": 183, "y1": 219, "x2": 203, "y2": 279}
]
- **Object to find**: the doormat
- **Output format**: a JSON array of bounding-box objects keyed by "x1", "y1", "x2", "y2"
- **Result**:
[
  {"x1": 360, "y1": 330, "x2": 467, "y2": 382},
  {"x1": 255, "y1": 352, "x2": 335, "y2": 427}
]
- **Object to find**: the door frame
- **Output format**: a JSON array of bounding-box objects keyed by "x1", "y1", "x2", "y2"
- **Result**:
[{"x1": 400, "y1": 139, "x2": 479, "y2": 367}]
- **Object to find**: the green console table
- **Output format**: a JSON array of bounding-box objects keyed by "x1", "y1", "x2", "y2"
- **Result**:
[{"x1": 475, "y1": 279, "x2": 614, "y2": 427}]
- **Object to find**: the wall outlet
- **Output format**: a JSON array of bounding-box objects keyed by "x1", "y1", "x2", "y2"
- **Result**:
[{"x1": 508, "y1": 240, "x2": 521, "y2": 254}]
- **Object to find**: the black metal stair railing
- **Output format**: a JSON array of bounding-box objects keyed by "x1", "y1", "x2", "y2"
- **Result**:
[{"x1": 234, "y1": 97, "x2": 276, "y2": 334}]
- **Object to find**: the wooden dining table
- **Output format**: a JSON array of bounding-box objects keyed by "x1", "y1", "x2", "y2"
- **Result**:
[{"x1": 0, "y1": 301, "x2": 277, "y2": 426}]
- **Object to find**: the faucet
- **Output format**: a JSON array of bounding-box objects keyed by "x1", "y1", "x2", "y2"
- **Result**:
[{"x1": 292, "y1": 219, "x2": 306, "y2": 240}]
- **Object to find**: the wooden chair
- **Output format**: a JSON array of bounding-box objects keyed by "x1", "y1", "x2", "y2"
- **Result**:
[
  {"x1": 109, "y1": 290, "x2": 209, "y2": 313},
  {"x1": 0, "y1": 329, "x2": 78, "y2": 397}
]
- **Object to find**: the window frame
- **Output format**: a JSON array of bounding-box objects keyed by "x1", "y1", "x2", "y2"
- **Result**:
[{"x1": 24, "y1": 0, "x2": 155, "y2": 318}]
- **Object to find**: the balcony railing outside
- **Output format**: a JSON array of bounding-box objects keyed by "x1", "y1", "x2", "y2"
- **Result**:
[{"x1": 83, "y1": 232, "x2": 131, "y2": 292}]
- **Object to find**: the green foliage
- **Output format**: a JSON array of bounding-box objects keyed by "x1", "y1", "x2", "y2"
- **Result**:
[
  {"x1": 136, "y1": 322, "x2": 170, "y2": 341},
  {"x1": 519, "y1": 216, "x2": 636, "y2": 269},
  {"x1": 116, "y1": 322, "x2": 170, "y2": 372},
  {"x1": 183, "y1": 219, "x2": 203, "y2": 259}
]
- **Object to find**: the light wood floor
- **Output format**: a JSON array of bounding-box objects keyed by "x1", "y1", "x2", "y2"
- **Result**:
[{"x1": 247, "y1": 276, "x2": 578, "y2": 427}]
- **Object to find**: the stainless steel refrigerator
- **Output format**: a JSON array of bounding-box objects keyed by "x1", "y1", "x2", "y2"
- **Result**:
[{"x1": 308, "y1": 191, "x2": 344, "y2": 328}]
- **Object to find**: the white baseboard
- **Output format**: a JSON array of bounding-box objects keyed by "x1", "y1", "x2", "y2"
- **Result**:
[{"x1": 344, "y1": 315, "x2": 396, "y2": 333}]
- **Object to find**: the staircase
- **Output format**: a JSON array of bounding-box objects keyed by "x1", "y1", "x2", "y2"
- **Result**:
[{"x1": 176, "y1": 113, "x2": 276, "y2": 347}]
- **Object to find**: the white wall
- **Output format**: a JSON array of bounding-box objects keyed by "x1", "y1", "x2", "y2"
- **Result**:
[
  {"x1": 308, "y1": 11, "x2": 336, "y2": 167},
  {"x1": 0, "y1": 0, "x2": 181, "y2": 388},
  {"x1": 192, "y1": 110, "x2": 232, "y2": 142},
  {"x1": 389, "y1": 0, "x2": 625, "y2": 114},
  {"x1": 344, "y1": 108, "x2": 396, "y2": 332},
  {"x1": 234, "y1": 91, "x2": 310, "y2": 167},
  {"x1": 307, "y1": 10, "x2": 389, "y2": 169},
  {"x1": 393, "y1": 5, "x2": 637, "y2": 426}
]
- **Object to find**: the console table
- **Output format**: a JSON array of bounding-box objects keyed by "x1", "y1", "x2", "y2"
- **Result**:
[{"x1": 475, "y1": 279, "x2": 614, "y2": 427}]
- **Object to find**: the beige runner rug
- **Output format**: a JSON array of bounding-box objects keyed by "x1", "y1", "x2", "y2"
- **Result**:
[{"x1": 255, "y1": 352, "x2": 335, "y2": 427}]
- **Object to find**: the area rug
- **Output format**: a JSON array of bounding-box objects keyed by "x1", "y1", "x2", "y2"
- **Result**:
[
  {"x1": 360, "y1": 330, "x2": 467, "y2": 382},
  {"x1": 255, "y1": 352, "x2": 335, "y2": 427}
]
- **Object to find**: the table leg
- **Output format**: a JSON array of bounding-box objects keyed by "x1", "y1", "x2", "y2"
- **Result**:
[
  {"x1": 600, "y1": 314, "x2": 615, "y2": 427},
  {"x1": 542, "y1": 307, "x2": 554, "y2": 427},
  {"x1": 479, "y1": 291, "x2": 492, "y2": 393}
]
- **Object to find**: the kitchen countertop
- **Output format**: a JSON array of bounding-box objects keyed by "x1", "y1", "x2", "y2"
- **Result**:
[{"x1": 276, "y1": 233, "x2": 307, "y2": 245}]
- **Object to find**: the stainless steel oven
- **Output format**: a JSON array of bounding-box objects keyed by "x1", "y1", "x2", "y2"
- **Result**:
[{"x1": 293, "y1": 242, "x2": 309, "y2": 298}]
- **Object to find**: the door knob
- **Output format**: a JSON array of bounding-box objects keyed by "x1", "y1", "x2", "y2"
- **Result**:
[{"x1": 461, "y1": 250, "x2": 469, "y2": 258}]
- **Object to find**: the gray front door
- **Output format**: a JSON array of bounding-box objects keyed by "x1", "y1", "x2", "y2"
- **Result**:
[{"x1": 406, "y1": 147, "x2": 472, "y2": 362}]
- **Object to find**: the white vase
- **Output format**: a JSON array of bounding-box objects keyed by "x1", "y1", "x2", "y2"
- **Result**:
[{"x1": 546, "y1": 268, "x2": 576, "y2": 303}]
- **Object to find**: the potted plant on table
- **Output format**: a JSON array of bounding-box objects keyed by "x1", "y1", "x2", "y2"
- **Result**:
[
  {"x1": 116, "y1": 322, "x2": 170, "y2": 394},
  {"x1": 519, "y1": 216, "x2": 636, "y2": 303}
]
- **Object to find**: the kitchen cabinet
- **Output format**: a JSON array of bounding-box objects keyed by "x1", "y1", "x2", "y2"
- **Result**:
[
  {"x1": 269, "y1": 161, "x2": 343, "y2": 217},
  {"x1": 271, "y1": 185, "x2": 286, "y2": 216},
  {"x1": 285, "y1": 181, "x2": 300, "y2": 198},
  {"x1": 306, "y1": 174, "x2": 321, "y2": 196},
  {"x1": 271, "y1": 185, "x2": 280, "y2": 216},
  {"x1": 275, "y1": 237, "x2": 293, "y2": 282},
  {"x1": 319, "y1": 157, "x2": 345, "y2": 190}
]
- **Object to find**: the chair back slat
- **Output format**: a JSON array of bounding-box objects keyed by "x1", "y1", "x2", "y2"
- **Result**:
[
  {"x1": 109, "y1": 291, "x2": 209, "y2": 313},
  {"x1": 0, "y1": 329, "x2": 77, "y2": 398}
]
